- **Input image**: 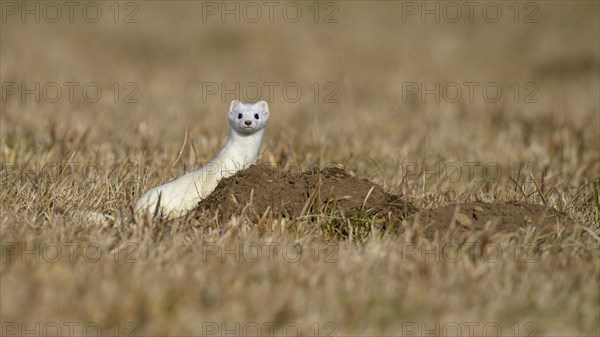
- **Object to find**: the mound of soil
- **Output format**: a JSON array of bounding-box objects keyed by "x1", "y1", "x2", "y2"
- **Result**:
[
  {"x1": 418, "y1": 202, "x2": 574, "y2": 237},
  {"x1": 196, "y1": 164, "x2": 576, "y2": 237},
  {"x1": 196, "y1": 164, "x2": 415, "y2": 221}
]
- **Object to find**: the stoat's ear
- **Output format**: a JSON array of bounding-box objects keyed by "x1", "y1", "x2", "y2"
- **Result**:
[
  {"x1": 256, "y1": 100, "x2": 269, "y2": 118},
  {"x1": 228, "y1": 100, "x2": 241, "y2": 117}
]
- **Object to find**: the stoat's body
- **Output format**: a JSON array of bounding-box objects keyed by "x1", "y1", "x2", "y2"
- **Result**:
[{"x1": 134, "y1": 100, "x2": 269, "y2": 218}]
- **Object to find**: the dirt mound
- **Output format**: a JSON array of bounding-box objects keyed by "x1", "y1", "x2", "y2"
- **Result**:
[
  {"x1": 418, "y1": 202, "x2": 574, "y2": 237},
  {"x1": 196, "y1": 164, "x2": 415, "y2": 221},
  {"x1": 196, "y1": 165, "x2": 576, "y2": 237}
]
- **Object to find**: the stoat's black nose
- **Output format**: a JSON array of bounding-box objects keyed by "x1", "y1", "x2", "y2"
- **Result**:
[{"x1": 244, "y1": 120, "x2": 252, "y2": 126}]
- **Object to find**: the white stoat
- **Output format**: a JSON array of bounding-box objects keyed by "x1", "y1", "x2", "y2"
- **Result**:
[{"x1": 133, "y1": 100, "x2": 269, "y2": 218}]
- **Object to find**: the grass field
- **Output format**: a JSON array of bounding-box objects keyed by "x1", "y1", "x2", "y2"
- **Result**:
[{"x1": 1, "y1": 1, "x2": 599, "y2": 336}]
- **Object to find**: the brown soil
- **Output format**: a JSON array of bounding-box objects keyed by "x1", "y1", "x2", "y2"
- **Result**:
[
  {"x1": 417, "y1": 202, "x2": 574, "y2": 237},
  {"x1": 196, "y1": 164, "x2": 415, "y2": 221},
  {"x1": 195, "y1": 164, "x2": 576, "y2": 236}
]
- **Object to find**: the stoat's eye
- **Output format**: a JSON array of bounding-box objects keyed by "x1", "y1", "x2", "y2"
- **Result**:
[
  {"x1": 237, "y1": 113, "x2": 243, "y2": 119},
  {"x1": 254, "y1": 114, "x2": 259, "y2": 119}
]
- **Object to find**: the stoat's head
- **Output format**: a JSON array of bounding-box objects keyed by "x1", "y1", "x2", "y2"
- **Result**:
[{"x1": 227, "y1": 100, "x2": 269, "y2": 135}]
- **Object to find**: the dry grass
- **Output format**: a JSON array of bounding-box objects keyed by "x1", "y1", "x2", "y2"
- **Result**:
[{"x1": 1, "y1": 1, "x2": 599, "y2": 336}]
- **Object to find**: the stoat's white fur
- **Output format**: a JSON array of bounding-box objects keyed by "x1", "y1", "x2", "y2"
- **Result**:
[{"x1": 133, "y1": 100, "x2": 269, "y2": 218}]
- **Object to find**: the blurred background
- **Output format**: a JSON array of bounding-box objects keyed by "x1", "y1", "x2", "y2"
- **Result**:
[{"x1": 2, "y1": 2, "x2": 598, "y2": 179}]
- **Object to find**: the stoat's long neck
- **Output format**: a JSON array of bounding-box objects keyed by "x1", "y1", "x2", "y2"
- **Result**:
[{"x1": 213, "y1": 127, "x2": 265, "y2": 172}]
